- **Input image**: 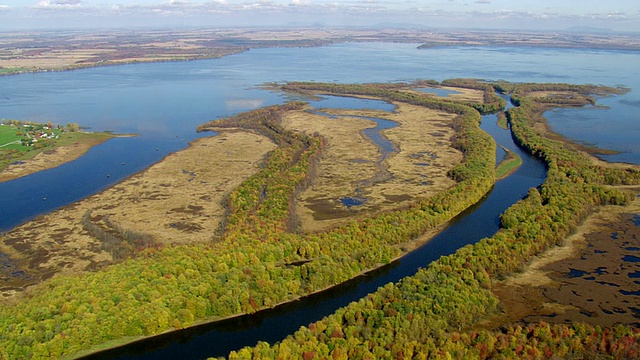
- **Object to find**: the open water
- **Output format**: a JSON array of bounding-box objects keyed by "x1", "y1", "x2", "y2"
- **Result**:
[
  {"x1": 0, "y1": 43, "x2": 639, "y2": 358},
  {"x1": 0, "y1": 43, "x2": 639, "y2": 230}
]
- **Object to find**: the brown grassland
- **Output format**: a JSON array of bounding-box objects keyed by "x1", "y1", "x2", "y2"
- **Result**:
[
  {"x1": 0, "y1": 131, "x2": 276, "y2": 299},
  {"x1": 282, "y1": 103, "x2": 461, "y2": 232},
  {"x1": 0, "y1": 98, "x2": 466, "y2": 300},
  {"x1": 488, "y1": 192, "x2": 640, "y2": 328}
]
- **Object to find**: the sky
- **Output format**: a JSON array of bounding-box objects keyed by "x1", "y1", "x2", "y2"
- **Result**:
[{"x1": 0, "y1": 0, "x2": 639, "y2": 32}]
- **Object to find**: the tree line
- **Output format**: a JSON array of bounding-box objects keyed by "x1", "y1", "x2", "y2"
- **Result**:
[
  {"x1": 0, "y1": 84, "x2": 498, "y2": 359},
  {"x1": 226, "y1": 81, "x2": 640, "y2": 359}
]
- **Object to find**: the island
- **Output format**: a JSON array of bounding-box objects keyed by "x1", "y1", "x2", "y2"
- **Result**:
[{"x1": 0, "y1": 80, "x2": 639, "y2": 359}]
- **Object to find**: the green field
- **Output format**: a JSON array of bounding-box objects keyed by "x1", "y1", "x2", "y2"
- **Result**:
[
  {"x1": 0, "y1": 124, "x2": 30, "y2": 151},
  {"x1": 0, "y1": 121, "x2": 110, "y2": 173},
  {"x1": 0, "y1": 67, "x2": 30, "y2": 75},
  {"x1": 495, "y1": 146, "x2": 522, "y2": 179}
]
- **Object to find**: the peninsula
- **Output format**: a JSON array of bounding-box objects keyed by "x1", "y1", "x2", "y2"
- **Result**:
[{"x1": 0, "y1": 120, "x2": 115, "y2": 182}]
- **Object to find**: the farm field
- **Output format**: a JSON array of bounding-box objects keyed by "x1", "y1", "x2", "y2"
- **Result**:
[{"x1": 0, "y1": 121, "x2": 114, "y2": 182}]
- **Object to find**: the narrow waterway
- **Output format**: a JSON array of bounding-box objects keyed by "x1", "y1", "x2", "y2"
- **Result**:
[
  {"x1": 309, "y1": 98, "x2": 399, "y2": 207},
  {"x1": 84, "y1": 97, "x2": 547, "y2": 360}
]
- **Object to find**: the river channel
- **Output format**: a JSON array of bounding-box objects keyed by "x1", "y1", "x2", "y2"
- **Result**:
[
  {"x1": 309, "y1": 95, "x2": 399, "y2": 207},
  {"x1": 84, "y1": 95, "x2": 546, "y2": 359}
]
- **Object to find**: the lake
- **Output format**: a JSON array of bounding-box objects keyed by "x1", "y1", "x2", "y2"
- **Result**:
[{"x1": 0, "y1": 43, "x2": 639, "y2": 229}]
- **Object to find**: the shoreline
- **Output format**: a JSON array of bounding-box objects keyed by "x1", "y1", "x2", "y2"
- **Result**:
[
  {"x1": 0, "y1": 49, "x2": 249, "y2": 78},
  {"x1": 2, "y1": 29, "x2": 640, "y2": 79},
  {"x1": 74, "y1": 218, "x2": 452, "y2": 359},
  {"x1": 0, "y1": 131, "x2": 119, "y2": 183}
]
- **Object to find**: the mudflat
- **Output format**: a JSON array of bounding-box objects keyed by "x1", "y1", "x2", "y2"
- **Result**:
[{"x1": 490, "y1": 190, "x2": 640, "y2": 328}]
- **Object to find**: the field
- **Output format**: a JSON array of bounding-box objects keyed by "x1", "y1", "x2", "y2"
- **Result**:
[
  {"x1": 283, "y1": 103, "x2": 461, "y2": 232},
  {"x1": 0, "y1": 97, "x2": 467, "y2": 299},
  {"x1": 0, "y1": 123, "x2": 42, "y2": 150},
  {"x1": 0, "y1": 131, "x2": 276, "y2": 297},
  {"x1": 0, "y1": 122, "x2": 114, "y2": 182}
]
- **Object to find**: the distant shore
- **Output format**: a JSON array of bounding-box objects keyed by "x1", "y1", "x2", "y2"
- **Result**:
[{"x1": 1, "y1": 28, "x2": 639, "y2": 77}]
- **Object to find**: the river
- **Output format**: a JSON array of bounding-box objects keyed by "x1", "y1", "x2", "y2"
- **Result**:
[
  {"x1": 0, "y1": 43, "x2": 638, "y2": 358},
  {"x1": 1, "y1": 44, "x2": 639, "y2": 230},
  {"x1": 82, "y1": 95, "x2": 547, "y2": 359}
]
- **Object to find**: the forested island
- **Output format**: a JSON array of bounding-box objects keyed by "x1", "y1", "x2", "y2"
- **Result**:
[{"x1": 0, "y1": 79, "x2": 639, "y2": 359}]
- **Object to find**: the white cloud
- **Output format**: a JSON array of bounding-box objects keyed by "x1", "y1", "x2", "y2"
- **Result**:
[
  {"x1": 0, "y1": 0, "x2": 636, "y2": 31},
  {"x1": 34, "y1": 0, "x2": 83, "y2": 9},
  {"x1": 169, "y1": 0, "x2": 191, "y2": 5}
]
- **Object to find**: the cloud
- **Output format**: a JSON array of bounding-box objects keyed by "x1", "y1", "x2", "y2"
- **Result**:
[
  {"x1": 34, "y1": 0, "x2": 83, "y2": 10},
  {"x1": 290, "y1": 0, "x2": 311, "y2": 5},
  {"x1": 2, "y1": 0, "x2": 637, "y2": 32},
  {"x1": 169, "y1": 0, "x2": 191, "y2": 5}
]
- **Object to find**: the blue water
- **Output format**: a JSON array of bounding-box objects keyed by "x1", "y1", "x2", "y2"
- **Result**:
[
  {"x1": 1, "y1": 44, "x2": 639, "y2": 230},
  {"x1": 417, "y1": 87, "x2": 462, "y2": 97},
  {"x1": 308, "y1": 95, "x2": 399, "y2": 208},
  {"x1": 85, "y1": 98, "x2": 547, "y2": 360}
]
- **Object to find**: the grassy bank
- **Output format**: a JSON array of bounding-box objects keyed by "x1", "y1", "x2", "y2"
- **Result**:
[{"x1": 495, "y1": 147, "x2": 522, "y2": 180}]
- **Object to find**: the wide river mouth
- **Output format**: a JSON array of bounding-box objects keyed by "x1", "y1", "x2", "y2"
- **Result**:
[{"x1": 83, "y1": 95, "x2": 547, "y2": 359}]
